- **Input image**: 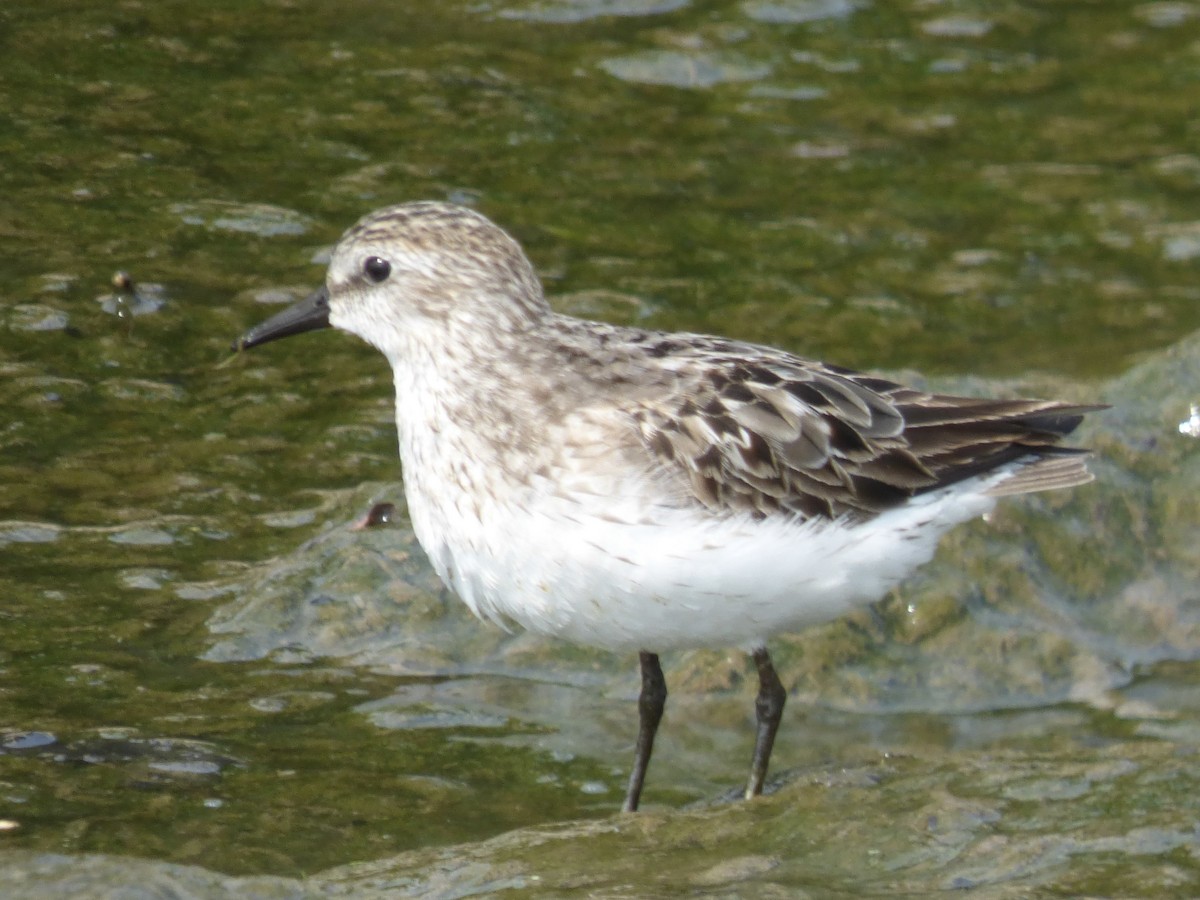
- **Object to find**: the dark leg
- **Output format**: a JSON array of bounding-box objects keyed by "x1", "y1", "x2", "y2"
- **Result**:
[
  {"x1": 623, "y1": 651, "x2": 667, "y2": 813},
  {"x1": 745, "y1": 646, "x2": 786, "y2": 800}
]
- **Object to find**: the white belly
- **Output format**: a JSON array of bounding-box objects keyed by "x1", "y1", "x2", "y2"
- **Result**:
[{"x1": 405, "y1": 473, "x2": 1001, "y2": 652}]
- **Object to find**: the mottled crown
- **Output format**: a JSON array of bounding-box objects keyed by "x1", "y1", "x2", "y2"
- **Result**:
[{"x1": 334, "y1": 201, "x2": 549, "y2": 326}]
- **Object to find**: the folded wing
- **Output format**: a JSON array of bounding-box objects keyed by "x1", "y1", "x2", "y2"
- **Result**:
[{"x1": 631, "y1": 354, "x2": 1098, "y2": 520}]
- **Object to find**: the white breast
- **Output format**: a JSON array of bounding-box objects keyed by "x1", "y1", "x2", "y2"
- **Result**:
[{"x1": 401, "y1": 440, "x2": 1005, "y2": 652}]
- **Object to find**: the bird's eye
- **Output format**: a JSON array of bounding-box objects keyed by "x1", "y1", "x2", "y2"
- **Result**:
[{"x1": 363, "y1": 256, "x2": 392, "y2": 284}]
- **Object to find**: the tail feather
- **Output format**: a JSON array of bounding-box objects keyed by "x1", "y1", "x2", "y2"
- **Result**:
[
  {"x1": 986, "y1": 452, "x2": 1096, "y2": 497},
  {"x1": 895, "y1": 397, "x2": 1106, "y2": 497}
]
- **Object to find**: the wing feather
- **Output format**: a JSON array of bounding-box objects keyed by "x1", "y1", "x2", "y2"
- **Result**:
[{"x1": 629, "y1": 349, "x2": 1100, "y2": 520}]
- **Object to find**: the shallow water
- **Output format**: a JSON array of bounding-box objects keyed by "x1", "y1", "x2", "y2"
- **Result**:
[{"x1": 3, "y1": 0, "x2": 1200, "y2": 891}]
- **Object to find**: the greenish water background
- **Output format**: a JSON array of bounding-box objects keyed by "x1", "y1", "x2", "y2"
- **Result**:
[{"x1": 3, "y1": 0, "x2": 1200, "y2": 892}]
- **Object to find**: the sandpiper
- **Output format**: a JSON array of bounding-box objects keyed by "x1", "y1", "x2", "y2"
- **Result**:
[{"x1": 234, "y1": 201, "x2": 1100, "y2": 812}]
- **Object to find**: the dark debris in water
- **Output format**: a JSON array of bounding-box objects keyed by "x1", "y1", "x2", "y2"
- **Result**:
[
  {"x1": 97, "y1": 270, "x2": 167, "y2": 318},
  {"x1": 351, "y1": 501, "x2": 397, "y2": 530}
]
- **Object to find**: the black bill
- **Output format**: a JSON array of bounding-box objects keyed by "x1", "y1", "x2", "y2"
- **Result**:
[{"x1": 232, "y1": 285, "x2": 331, "y2": 352}]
